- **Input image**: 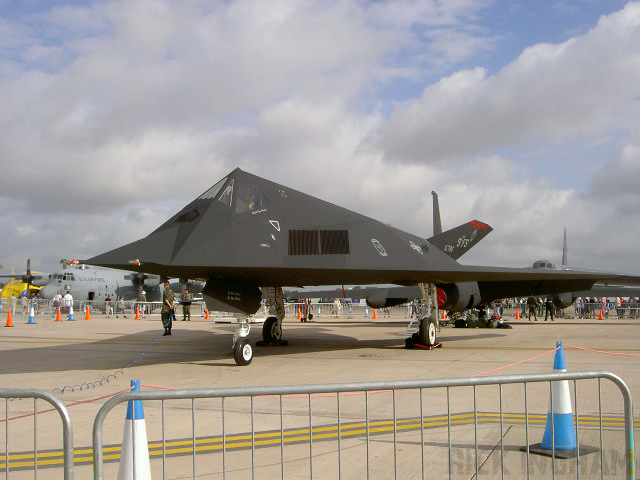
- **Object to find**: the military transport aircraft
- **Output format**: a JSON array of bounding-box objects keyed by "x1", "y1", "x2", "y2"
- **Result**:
[
  {"x1": 37, "y1": 263, "x2": 163, "y2": 304},
  {"x1": 86, "y1": 168, "x2": 640, "y2": 365}
]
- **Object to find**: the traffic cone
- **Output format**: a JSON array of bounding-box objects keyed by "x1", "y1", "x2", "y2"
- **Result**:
[
  {"x1": 598, "y1": 308, "x2": 604, "y2": 320},
  {"x1": 27, "y1": 304, "x2": 36, "y2": 324},
  {"x1": 373, "y1": 308, "x2": 377, "y2": 320},
  {"x1": 4, "y1": 310, "x2": 13, "y2": 327},
  {"x1": 85, "y1": 306, "x2": 91, "y2": 320},
  {"x1": 117, "y1": 380, "x2": 151, "y2": 480},
  {"x1": 297, "y1": 307, "x2": 302, "y2": 320},
  {"x1": 135, "y1": 307, "x2": 140, "y2": 320},
  {"x1": 205, "y1": 309, "x2": 210, "y2": 320},
  {"x1": 67, "y1": 304, "x2": 75, "y2": 321},
  {"x1": 515, "y1": 308, "x2": 520, "y2": 320},
  {"x1": 441, "y1": 310, "x2": 447, "y2": 320},
  {"x1": 55, "y1": 307, "x2": 62, "y2": 322},
  {"x1": 524, "y1": 341, "x2": 598, "y2": 458},
  {"x1": 364, "y1": 307, "x2": 368, "y2": 317}
]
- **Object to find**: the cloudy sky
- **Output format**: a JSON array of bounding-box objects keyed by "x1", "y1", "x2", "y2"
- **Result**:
[{"x1": 1, "y1": 0, "x2": 639, "y2": 278}]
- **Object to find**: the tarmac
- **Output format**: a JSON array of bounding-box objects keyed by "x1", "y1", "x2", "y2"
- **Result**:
[{"x1": 0, "y1": 310, "x2": 638, "y2": 479}]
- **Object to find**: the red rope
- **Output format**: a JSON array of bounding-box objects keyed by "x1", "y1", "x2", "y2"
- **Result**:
[
  {"x1": 565, "y1": 344, "x2": 640, "y2": 357},
  {"x1": 472, "y1": 346, "x2": 560, "y2": 377},
  {"x1": 0, "y1": 386, "x2": 133, "y2": 423}
]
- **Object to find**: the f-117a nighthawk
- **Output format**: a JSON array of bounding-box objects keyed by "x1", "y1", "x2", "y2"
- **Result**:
[{"x1": 87, "y1": 168, "x2": 640, "y2": 365}]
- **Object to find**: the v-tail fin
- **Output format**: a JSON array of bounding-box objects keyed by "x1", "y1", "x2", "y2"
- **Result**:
[{"x1": 428, "y1": 220, "x2": 493, "y2": 260}]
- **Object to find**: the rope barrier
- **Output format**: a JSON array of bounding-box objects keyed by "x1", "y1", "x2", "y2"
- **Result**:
[
  {"x1": 472, "y1": 346, "x2": 560, "y2": 377},
  {"x1": 0, "y1": 386, "x2": 134, "y2": 423},
  {"x1": 3, "y1": 341, "x2": 639, "y2": 421},
  {"x1": 565, "y1": 343, "x2": 640, "y2": 357}
]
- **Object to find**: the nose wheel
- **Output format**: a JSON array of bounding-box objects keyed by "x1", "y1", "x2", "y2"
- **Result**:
[{"x1": 233, "y1": 338, "x2": 253, "y2": 365}]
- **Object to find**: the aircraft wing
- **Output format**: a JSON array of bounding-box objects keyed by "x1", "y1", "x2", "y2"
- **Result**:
[{"x1": 85, "y1": 168, "x2": 640, "y2": 314}]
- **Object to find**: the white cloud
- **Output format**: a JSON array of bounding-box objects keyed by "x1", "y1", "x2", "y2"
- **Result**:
[
  {"x1": 377, "y1": 2, "x2": 640, "y2": 163},
  {"x1": 0, "y1": 0, "x2": 639, "y2": 280}
]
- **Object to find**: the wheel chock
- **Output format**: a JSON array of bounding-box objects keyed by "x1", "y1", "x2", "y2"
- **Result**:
[{"x1": 404, "y1": 336, "x2": 442, "y2": 349}]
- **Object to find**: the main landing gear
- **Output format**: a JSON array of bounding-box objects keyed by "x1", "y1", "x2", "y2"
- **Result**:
[
  {"x1": 405, "y1": 283, "x2": 441, "y2": 349},
  {"x1": 231, "y1": 287, "x2": 287, "y2": 366}
]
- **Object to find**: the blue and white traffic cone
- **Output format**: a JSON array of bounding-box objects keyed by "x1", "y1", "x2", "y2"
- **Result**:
[
  {"x1": 540, "y1": 341, "x2": 576, "y2": 450},
  {"x1": 67, "y1": 304, "x2": 75, "y2": 321},
  {"x1": 364, "y1": 307, "x2": 369, "y2": 318},
  {"x1": 118, "y1": 380, "x2": 151, "y2": 480},
  {"x1": 524, "y1": 341, "x2": 598, "y2": 458},
  {"x1": 27, "y1": 304, "x2": 36, "y2": 324}
]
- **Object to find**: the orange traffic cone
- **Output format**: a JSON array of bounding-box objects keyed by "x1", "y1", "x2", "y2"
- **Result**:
[
  {"x1": 55, "y1": 307, "x2": 62, "y2": 322},
  {"x1": 205, "y1": 309, "x2": 210, "y2": 320},
  {"x1": 85, "y1": 306, "x2": 91, "y2": 320},
  {"x1": 598, "y1": 308, "x2": 604, "y2": 320},
  {"x1": 135, "y1": 307, "x2": 140, "y2": 320},
  {"x1": 297, "y1": 307, "x2": 302, "y2": 320},
  {"x1": 515, "y1": 309, "x2": 520, "y2": 320},
  {"x1": 373, "y1": 309, "x2": 377, "y2": 320},
  {"x1": 441, "y1": 310, "x2": 447, "y2": 320},
  {"x1": 4, "y1": 310, "x2": 13, "y2": 327}
]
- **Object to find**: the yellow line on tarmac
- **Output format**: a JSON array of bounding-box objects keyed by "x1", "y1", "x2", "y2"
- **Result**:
[{"x1": 1, "y1": 413, "x2": 636, "y2": 470}]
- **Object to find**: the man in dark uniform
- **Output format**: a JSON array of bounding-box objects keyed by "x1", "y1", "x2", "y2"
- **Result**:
[
  {"x1": 161, "y1": 281, "x2": 175, "y2": 336},
  {"x1": 181, "y1": 288, "x2": 192, "y2": 321},
  {"x1": 527, "y1": 297, "x2": 538, "y2": 321},
  {"x1": 544, "y1": 297, "x2": 554, "y2": 321}
]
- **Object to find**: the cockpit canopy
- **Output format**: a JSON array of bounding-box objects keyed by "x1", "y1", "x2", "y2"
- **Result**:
[{"x1": 532, "y1": 259, "x2": 557, "y2": 270}]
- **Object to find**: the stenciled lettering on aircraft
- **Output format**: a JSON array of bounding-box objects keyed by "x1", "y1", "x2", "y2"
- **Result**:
[
  {"x1": 251, "y1": 209, "x2": 267, "y2": 215},
  {"x1": 409, "y1": 241, "x2": 424, "y2": 255},
  {"x1": 259, "y1": 243, "x2": 271, "y2": 248},
  {"x1": 227, "y1": 290, "x2": 241, "y2": 302},
  {"x1": 371, "y1": 239, "x2": 388, "y2": 257},
  {"x1": 78, "y1": 276, "x2": 106, "y2": 282}
]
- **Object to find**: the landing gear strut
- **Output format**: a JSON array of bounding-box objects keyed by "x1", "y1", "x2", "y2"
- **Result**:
[
  {"x1": 231, "y1": 287, "x2": 287, "y2": 366},
  {"x1": 232, "y1": 315, "x2": 252, "y2": 365},
  {"x1": 405, "y1": 283, "x2": 440, "y2": 349}
]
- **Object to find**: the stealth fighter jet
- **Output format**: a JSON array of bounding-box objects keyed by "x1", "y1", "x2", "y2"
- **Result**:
[{"x1": 87, "y1": 168, "x2": 640, "y2": 365}]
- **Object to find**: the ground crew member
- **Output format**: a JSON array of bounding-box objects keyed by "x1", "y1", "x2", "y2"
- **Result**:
[
  {"x1": 181, "y1": 288, "x2": 192, "y2": 321},
  {"x1": 161, "y1": 281, "x2": 175, "y2": 336},
  {"x1": 544, "y1": 297, "x2": 554, "y2": 321},
  {"x1": 527, "y1": 297, "x2": 538, "y2": 321}
]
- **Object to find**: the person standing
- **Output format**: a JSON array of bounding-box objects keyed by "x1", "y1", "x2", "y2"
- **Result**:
[
  {"x1": 116, "y1": 296, "x2": 127, "y2": 317},
  {"x1": 52, "y1": 291, "x2": 62, "y2": 317},
  {"x1": 527, "y1": 297, "x2": 538, "y2": 321},
  {"x1": 544, "y1": 297, "x2": 554, "y2": 321},
  {"x1": 180, "y1": 288, "x2": 192, "y2": 321},
  {"x1": 105, "y1": 294, "x2": 112, "y2": 317},
  {"x1": 62, "y1": 291, "x2": 73, "y2": 314},
  {"x1": 161, "y1": 281, "x2": 175, "y2": 336}
]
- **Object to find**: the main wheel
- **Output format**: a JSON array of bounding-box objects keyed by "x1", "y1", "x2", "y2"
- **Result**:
[
  {"x1": 262, "y1": 316, "x2": 282, "y2": 343},
  {"x1": 233, "y1": 338, "x2": 253, "y2": 366},
  {"x1": 418, "y1": 316, "x2": 437, "y2": 346}
]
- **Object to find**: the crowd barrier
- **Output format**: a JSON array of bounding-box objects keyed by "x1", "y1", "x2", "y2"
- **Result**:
[
  {"x1": 2, "y1": 297, "x2": 639, "y2": 322},
  {"x1": 91, "y1": 370, "x2": 636, "y2": 479},
  {"x1": 0, "y1": 388, "x2": 74, "y2": 479}
]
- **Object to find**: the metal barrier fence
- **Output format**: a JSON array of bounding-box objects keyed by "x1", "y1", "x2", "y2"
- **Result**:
[
  {"x1": 0, "y1": 389, "x2": 74, "y2": 479},
  {"x1": 93, "y1": 371, "x2": 635, "y2": 479},
  {"x1": 5, "y1": 298, "x2": 639, "y2": 321}
]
